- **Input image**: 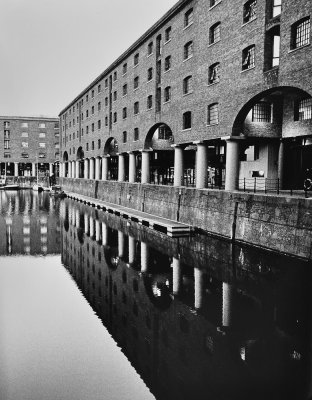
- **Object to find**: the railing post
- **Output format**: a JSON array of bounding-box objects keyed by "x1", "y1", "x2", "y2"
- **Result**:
[
  {"x1": 277, "y1": 178, "x2": 280, "y2": 195},
  {"x1": 265, "y1": 178, "x2": 267, "y2": 194},
  {"x1": 254, "y1": 177, "x2": 257, "y2": 193},
  {"x1": 243, "y1": 178, "x2": 246, "y2": 192}
]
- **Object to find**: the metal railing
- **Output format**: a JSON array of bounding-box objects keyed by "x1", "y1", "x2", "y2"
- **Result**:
[{"x1": 239, "y1": 178, "x2": 310, "y2": 197}]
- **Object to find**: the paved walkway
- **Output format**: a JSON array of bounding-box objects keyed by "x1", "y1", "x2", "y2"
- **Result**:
[{"x1": 66, "y1": 192, "x2": 192, "y2": 237}]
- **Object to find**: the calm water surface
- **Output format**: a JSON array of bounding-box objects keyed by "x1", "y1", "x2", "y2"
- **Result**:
[{"x1": 0, "y1": 190, "x2": 311, "y2": 400}]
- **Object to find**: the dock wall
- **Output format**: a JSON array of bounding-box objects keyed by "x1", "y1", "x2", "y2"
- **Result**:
[{"x1": 60, "y1": 178, "x2": 312, "y2": 260}]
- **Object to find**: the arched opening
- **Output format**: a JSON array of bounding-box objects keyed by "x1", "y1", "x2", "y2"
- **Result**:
[
  {"x1": 104, "y1": 138, "x2": 118, "y2": 181},
  {"x1": 144, "y1": 123, "x2": 175, "y2": 185},
  {"x1": 76, "y1": 147, "x2": 84, "y2": 178},
  {"x1": 63, "y1": 151, "x2": 69, "y2": 177},
  {"x1": 232, "y1": 86, "x2": 312, "y2": 189}
]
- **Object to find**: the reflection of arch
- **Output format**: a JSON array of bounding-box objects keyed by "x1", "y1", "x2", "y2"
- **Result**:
[
  {"x1": 104, "y1": 246, "x2": 119, "y2": 270},
  {"x1": 143, "y1": 273, "x2": 172, "y2": 310},
  {"x1": 232, "y1": 86, "x2": 311, "y2": 136},
  {"x1": 104, "y1": 137, "x2": 118, "y2": 156},
  {"x1": 76, "y1": 146, "x2": 84, "y2": 160},
  {"x1": 63, "y1": 151, "x2": 68, "y2": 162},
  {"x1": 144, "y1": 123, "x2": 173, "y2": 149}
]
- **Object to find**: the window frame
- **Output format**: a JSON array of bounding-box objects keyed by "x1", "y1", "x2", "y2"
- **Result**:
[{"x1": 183, "y1": 111, "x2": 192, "y2": 130}]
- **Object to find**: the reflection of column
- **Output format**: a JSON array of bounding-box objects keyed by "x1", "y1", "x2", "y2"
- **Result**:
[
  {"x1": 84, "y1": 214, "x2": 89, "y2": 234},
  {"x1": 222, "y1": 282, "x2": 234, "y2": 327},
  {"x1": 73, "y1": 161, "x2": 76, "y2": 178},
  {"x1": 141, "y1": 242, "x2": 149, "y2": 272},
  {"x1": 173, "y1": 145, "x2": 184, "y2": 187},
  {"x1": 68, "y1": 162, "x2": 72, "y2": 178},
  {"x1": 95, "y1": 220, "x2": 100, "y2": 242},
  {"x1": 32, "y1": 163, "x2": 36, "y2": 177},
  {"x1": 172, "y1": 257, "x2": 181, "y2": 295},
  {"x1": 102, "y1": 222, "x2": 108, "y2": 246},
  {"x1": 14, "y1": 162, "x2": 19, "y2": 177},
  {"x1": 95, "y1": 157, "x2": 101, "y2": 180},
  {"x1": 75, "y1": 210, "x2": 80, "y2": 228},
  {"x1": 278, "y1": 140, "x2": 284, "y2": 190},
  {"x1": 128, "y1": 152, "x2": 136, "y2": 183},
  {"x1": 84, "y1": 159, "x2": 89, "y2": 179},
  {"x1": 195, "y1": 142, "x2": 208, "y2": 189},
  {"x1": 118, "y1": 231, "x2": 125, "y2": 258},
  {"x1": 118, "y1": 154, "x2": 125, "y2": 182},
  {"x1": 102, "y1": 156, "x2": 108, "y2": 181},
  {"x1": 49, "y1": 163, "x2": 53, "y2": 176},
  {"x1": 75, "y1": 161, "x2": 79, "y2": 179},
  {"x1": 225, "y1": 139, "x2": 240, "y2": 191},
  {"x1": 128, "y1": 236, "x2": 136, "y2": 264},
  {"x1": 89, "y1": 158, "x2": 95, "y2": 180},
  {"x1": 141, "y1": 150, "x2": 150, "y2": 184},
  {"x1": 89, "y1": 216, "x2": 94, "y2": 238},
  {"x1": 59, "y1": 163, "x2": 63, "y2": 178},
  {"x1": 194, "y1": 267, "x2": 204, "y2": 310}
]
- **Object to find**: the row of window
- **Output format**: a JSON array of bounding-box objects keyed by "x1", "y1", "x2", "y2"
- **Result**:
[
  {"x1": 3, "y1": 121, "x2": 58, "y2": 129},
  {"x1": 2, "y1": 152, "x2": 47, "y2": 159}
]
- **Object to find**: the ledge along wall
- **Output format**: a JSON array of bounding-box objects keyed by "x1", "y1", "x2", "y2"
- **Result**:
[{"x1": 60, "y1": 178, "x2": 312, "y2": 261}]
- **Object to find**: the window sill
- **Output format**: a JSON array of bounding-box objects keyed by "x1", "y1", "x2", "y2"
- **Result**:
[
  {"x1": 147, "y1": 53, "x2": 153, "y2": 58},
  {"x1": 134, "y1": 113, "x2": 140, "y2": 117},
  {"x1": 147, "y1": 78, "x2": 153, "y2": 83},
  {"x1": 163, "y1": 100, "x2": 171, "y2": 104},
  {"x1": 183, "y1": 21, "x2": 194, "y2": 31},
  {"x1": 242, "y1": 17, "x2": 257, "y2": 28},
  {"x1": 288, "y1": 43, "x2": 310, "y2": 54},
  {"x1": 122, "y1": 94, "x2": 128, "y2": 98},
  {"x1": 207, "y1": 123, "x2": 219, "y2": 127},
  {"x1": 164, "y1": 68, "x2": 171, "y2": 74},
  {"x1": 133, "y1": 64, "x2": 139, "y2": 69},
  {"x1": 122, "y1": 73, "x2": 127, "y2": 77},
  {"x1": 183, "y1": 55, "x2": 193, "y2": 63},
  {"x1": 164, "y1": 39, "x2": 171, "y2": 45},
  {"x1": 134, "y1": 87, "x2": 139, "y2": 92},
  {"x1": 241, "y1": 66, "x2": 256, "y2": 73},
  {"x1": 182, "y1": 128, "x2": 192, "y2": 132},
  {"x1": 146, "y1": 108, "x2": 153, "y2": 112},
  {"x1": 208, "y1": 39, "x2": 220, "y2": 48},
  {"x1": 209, "y1": 1, "x2": 221, "y2": 11},
  {"x1": 183, "y1": 91, "x2": 193, "y2": 97}
]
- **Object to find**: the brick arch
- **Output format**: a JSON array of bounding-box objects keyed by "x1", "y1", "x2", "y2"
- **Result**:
[
  {"x1": 103, "y1": 137, "x2": 118, "y2": 156},
  {"x1": 231, "y1": 85, "x2": 312, "y2": 136},
  {"x1": 62, "y1": 151, "x2": 68, "y2": 162},
  {"x1": 76, "y1": 146, "x2": 84, "y2": 160},
  {"x1": 144, "y1": 122, "x2": 174, "y2": 149}
]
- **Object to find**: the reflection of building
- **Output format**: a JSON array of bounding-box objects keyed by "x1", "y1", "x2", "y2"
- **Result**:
[
  {"x1": 61, "y1": 198, "x2": 312, "y2": 400},
  {"x1": 0, "y1": 116, "x2": 59, "y2": 178},
  {"x1": 0, "y1": 191, "x2": 60, "y2": 255},
  {"x1": 59, "y1": 1, "x2": 312, "y2": 190}
]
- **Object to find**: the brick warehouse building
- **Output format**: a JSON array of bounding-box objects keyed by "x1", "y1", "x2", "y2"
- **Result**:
[
  {"x1": 59, "y1": 0, "x2": 312, "y2": 191},
  {"x1": 0, "y1": 116, "x2": 60, "y2": 178}
]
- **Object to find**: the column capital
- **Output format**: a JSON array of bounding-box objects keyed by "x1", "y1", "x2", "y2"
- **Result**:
[
  {"x1": 221, "y1": 135, "x2": 246, "y2": 142},
  {"x1": 139, "y1": 148, "x2": 153, "y2": 153},
  {"x1": 193, "y1": 140, "x2": 205, "y2": 145},
  {"x1": 171, "y1": 143, "x2": 185, "y2": 149}
]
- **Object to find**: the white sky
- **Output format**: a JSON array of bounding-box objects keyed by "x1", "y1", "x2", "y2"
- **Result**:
[{"x1": 0, "y1": 0, "x2": 178, "y2": 118}]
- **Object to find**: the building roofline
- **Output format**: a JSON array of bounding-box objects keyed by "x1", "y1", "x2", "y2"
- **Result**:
[
  {"x1": 0, "y1": 116, "x2": 59, "y2": 121},
  {"x1": 59, "y1": 0, "x2": 191, "y2": 116}
]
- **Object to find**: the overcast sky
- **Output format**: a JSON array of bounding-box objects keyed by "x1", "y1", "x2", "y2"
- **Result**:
[{"x1": 0, "y1": 0, "x2": 178, "y2": 118}]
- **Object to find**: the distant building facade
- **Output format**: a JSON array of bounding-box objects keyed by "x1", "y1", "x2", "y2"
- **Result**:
[
  {"x1": 0, "y1": 116, "x2": 60, "y2": 178},
  {"x1": 59, "y1": 0, "x2": 312, "y2": 190}
]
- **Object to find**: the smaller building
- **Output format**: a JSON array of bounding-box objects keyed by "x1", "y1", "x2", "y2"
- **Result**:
[{"x1": 0, "y1": 116, "x2": 60, "y2": 178}]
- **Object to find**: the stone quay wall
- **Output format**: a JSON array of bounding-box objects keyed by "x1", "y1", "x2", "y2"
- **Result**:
[{"x1": 60, "y1": 178, "x2": 312, "y2": 260}]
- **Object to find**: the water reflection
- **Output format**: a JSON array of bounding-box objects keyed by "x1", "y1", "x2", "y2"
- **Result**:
[
  {"x1": 61, "y1": 197, "x2": 312, "y2": 400},
  {"x1": 0, "y1": 190, "x2": 60, "y2": 255}
]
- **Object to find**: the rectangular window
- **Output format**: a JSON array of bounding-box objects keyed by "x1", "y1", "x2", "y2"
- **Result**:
[
  {"x1": 208, "y1": 63, "x2": 220, "y2": 84},
  {"x1": 91, "y1": 90, "x2": 94, "y2": 98},
  {"x1": 4, "y1": 153, "x2": 11, "y2": 158},
  {"x1": 98, "y1": 139, "x2": 101, "y2": 149},
  {"x1": 4, "y1": 130, "x2": 10, "y2": 139},
  {"x1": 21, "y1": 153, "x2": 29, "y2": 158},
  {"x1": 4, "y1": 140, "x2": 10, "y2": 149},
  {"x1": 98, "y1": 120, "x2": 101, "y2": 129},
  {"x1": 208, "y1": 103, "x2": 219, "y2": 125},
  {"x1": 164, "y1": 86, "x2": 171, "y2": 102},
  {"x1": 21, "y1": 122, "x2": 28, "y2": 128},
  {"x1": 184, "y1": 41, "x2": 193, "y2": 60},
  {"x1": 147, "y1": 95, "x2": 153, "y2": 109},
  {"x1": 113, "y1": 91, "x2": 117, "y2": 101},
  {"x1": 147, "y1": 67, "x2": 153, "y2": 81},
  {"x1": 210, "y1": 0, "x2": 221, "y2": 7},
  {"x1": 134, "y1": 53, "x2": 139, "y2": 66},
  {"x1": 252, "y1": 102, "x2": 272, "y2": 122},
  {"x1": 105, "y1": 116, "x2": 108, "y2": 127},
  {"x1": 4, "y1": 121, "x2": 10, "y2": 128},
  {"x1": 92, "y1": 123, "x2": 95, "y2": 132},
  {"x1": 123, "y1": 107, "x2": 127, "y2": 119},
  {"x1": 39, "y1": 132, "x2": 46, "y2": 138},
  {"x1": 165, "y1": 26, "x2": 172, "y2": 42},
  {"x1": 295, "y1": 98, "x2": 312, "y2": 121},
  {"x1": 148, "y1": 42, "x2": 153, "y2": 55},
  {"x1": 92, "y1": 106, "x2": 95, "y2": 114},
  {"x1": 242, "y1": 45, "x2": 255, "y2": 70},
  {"x1": 98, "y1": 102, "x2": 101, "y2": 111},
  {"x1": 184, "y1": 8, "x2": 193, "y2": 27},
  {"x1": 183, "y1": 76, "x2": 192, "y2": 94},
  {"x1": 123, "y1": 84, "x2": 128, "y2": 96},
  {"x1": 22, "y1": 142, "x2": 29, "y2": 148},
  {"x1": 291, "y1": 18, "x2": 310, "y2": 49},
  {"x1": 210, "y1": 22, "x2": 221, "y2": 44},
  {"x1": 113, "y1": 71, "x2": 117, "y2": 81},
  {"x1": 105, "y1": 97, "x2": 108, "y2": 106},
  {"x1": 165, "y1": 55, "x2": 171, "y2": 71},
  {"x1": 134, "y1": 102, "x2": 139, "y2": 115},
  {"x1": 272, "y1": 0, "x2": 281, "y2": 17},
  {"x1": 39, "y1": 153, "x2": 46, "y2": 158},
  {"x1": 183, "y1": 111, "x2": 192, "y2": 129},
  {"x1": 134, "y1": 76, "x2": 139, "y2": 89},
  {"x1": 243, "y1": 0, "x2": 257, "y2": 24},
  {"x1": 39, "y1": 142, "x2": 46, "y2": 148},
  {"x1": 123, "y1": 131, "x2": 127, "y2": 143},
  {"x1": 134, "y1": 128, "x2": 139, "y2": 141},
  {"x1": 105, "y1": 79, "x2": 108, "y2": 88},
  {"x1": 122, "y1": 63, "x2": 127, "y2": 75},
  {"x1": 21, "y1": 132, "x2": 28, "y2": 137},
  {"x1": 98, "y1": 84, "x2": 101, "y2": 93}
]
